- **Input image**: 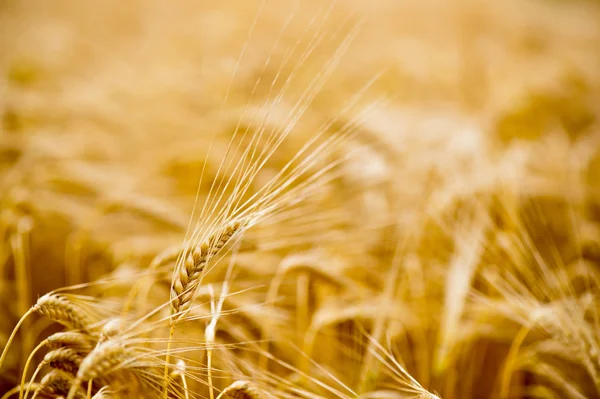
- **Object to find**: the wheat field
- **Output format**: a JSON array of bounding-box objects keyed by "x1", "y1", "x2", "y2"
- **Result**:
[{"x1": 1, "y1": 0, "x2": 600, "y2": 398}]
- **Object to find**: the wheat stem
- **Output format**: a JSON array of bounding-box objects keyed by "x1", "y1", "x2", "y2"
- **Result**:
[
  {"x1": 500, "y1": 323, "x2": 533, "y2": 398},
  {"x1": 19, "y1": 339, "x2": 48, "y2": 399},
  {"x1": 11, "y1": 226, "x2": 31, "y2": 373},
  {"x1": 208, "y1": 346, "x2": 215, "y2": 399},
  {"x1": 1, "y1": 384, "x2": 39, "y2": 399},
  {"x1": 23, "y1": 361, "x2": 43, "y2": 399},
  {"x1": 0, "y1": 307, "x2": 34, "y2": 370},
  {"x1": 162, "y1": 324, "x2": 175, "y2": 399}
]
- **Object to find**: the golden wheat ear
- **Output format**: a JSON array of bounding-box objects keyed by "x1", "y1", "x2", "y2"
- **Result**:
[
  {"x1": 20, "y1": 331, "x2": 95, "y2": 399},
  {"x1": 217, "y1": 380, "x2": 262, "y2": 399},
  {"x1": 161, "y1": 219, "x2": 246, "y2": 397},
  {"x1": 32, "y1": 369, "x2": 82, "y2": 399},
  {"x1": 34, "y1": 293, "x2": 94, "y2": 331},
  {"x1": 170, "y1": 219, "x2": 246, "y2": 319},
  {"x1": 24, "y1": 347, "x2": 85, "y2": 399},
  {"x1": 66, "y1": 338, "x2": 140, "y2": 399},
  {"x1": 1, "y1": 292, "x2": 95, "y2": 369}
]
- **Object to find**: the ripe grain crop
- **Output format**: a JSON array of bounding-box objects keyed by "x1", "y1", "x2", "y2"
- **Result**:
[{"x1": 1, "y1": 1, "x2": 600, "y2": 399}]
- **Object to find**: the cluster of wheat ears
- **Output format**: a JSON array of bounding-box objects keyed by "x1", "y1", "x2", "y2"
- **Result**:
[{"x1": 1, "y1": 0, "x2": 600, "y2": 398}]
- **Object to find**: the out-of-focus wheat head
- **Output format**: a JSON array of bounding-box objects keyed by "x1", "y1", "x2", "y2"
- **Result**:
[{"x1": 1, "y1": 0, "x2": 600, "y2": 398}]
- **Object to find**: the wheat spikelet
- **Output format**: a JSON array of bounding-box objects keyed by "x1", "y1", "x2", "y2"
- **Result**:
[{"x1": 170, "y1": 219, "x2": 245, "y2": 318}]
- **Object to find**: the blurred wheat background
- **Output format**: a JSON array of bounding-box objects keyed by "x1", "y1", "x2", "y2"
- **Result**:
[{"x1": 1, "y1": 0, "x2": 600, "y2": 398}]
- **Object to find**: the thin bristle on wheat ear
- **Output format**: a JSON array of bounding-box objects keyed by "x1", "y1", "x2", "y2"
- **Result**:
[
  {"x1": 34, "y1": 294, "x2": 93, "y2": 331},
  {"x1": 217, "y1": 380, "x2": 261, "y2": 399},
  {"x1": 91, "y1": 386, "x2": 113, "y2": 399},
  {"x1": 170, "y1": 219, "x2": 244, "y2": 317}
]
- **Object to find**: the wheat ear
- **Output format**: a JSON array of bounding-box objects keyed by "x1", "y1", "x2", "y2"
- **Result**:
[
  {"x1": 1, "y1": 294, "x2": 91, "y2": 370},
  {"x1": 34, "y1": 294, "x2": 93, "y2": 330},
  {"x1": 170, "y1": 219, "x2": 244, "y2": 318},
  {"x1": 46, "y1": 332, "x2": 95, "y2": 353},
  {"x1": 21, "y1": 332, "x2": 93, "y2": 399},
  {"x1": 163, "y1": 220, "x2": 244, "y2": 398},
  {"x1": 32, "y1": 370, "x2": 80, "y2": 399},
  {"x1": 217, "y1": 381, "x2": 261, "y2": 399},
  {"x1": 44, "y1": 347, "x2": 84, "y2": 376},
  {"x1": 66, "y1": 340, "x2": 132, "y2": 399},
  {"x1": 24, "y1": 348, "x2": 84, "y2": 399}
]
